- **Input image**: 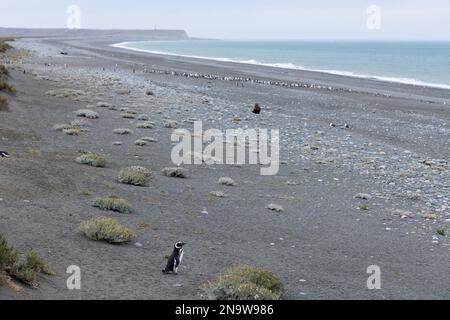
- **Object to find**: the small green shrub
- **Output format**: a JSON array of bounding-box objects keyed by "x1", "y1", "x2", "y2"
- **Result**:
[
  {"x1": 24, "y1": 250, "x2": 54, "y2": 275},
  {"x1": 76, "y1": 152, "x2": 106, "y2": 168},
  {"x1": 118, "y1": 166, "x2": 152, "y2": 186},
  {"x1": 201, "y1": 265, "x2": 284, "y2": 300},
  {"x1": 93, "y1": 196, "x2": 130, "y2": 213},
  {"x1": 11, "y1": 266, "x2": 37, "y2": 285},
  {"x1": 79, "y1": 217, "x2": 135, "y2": 244},
  {"x1": 0, "y1": 234, "x2": 18, "y2": 271},
  {"x1": 1, "y1": 233, "x2": 53, "y2": 286}
]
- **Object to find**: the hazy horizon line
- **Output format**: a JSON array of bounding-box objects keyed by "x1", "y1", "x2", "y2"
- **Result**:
[{"x1": 1, "y1": 26, "x2": 450, "y2": 42}]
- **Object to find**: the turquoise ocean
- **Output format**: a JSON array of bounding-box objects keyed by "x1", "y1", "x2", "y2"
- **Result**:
[{"x1": 113, "y1": 40, "x2": 450, "y2": 89}]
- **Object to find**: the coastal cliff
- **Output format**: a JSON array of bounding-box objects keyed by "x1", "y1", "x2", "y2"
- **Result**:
[{"x1": 0, "y1": 28, "x2": 189, "y2": 40}]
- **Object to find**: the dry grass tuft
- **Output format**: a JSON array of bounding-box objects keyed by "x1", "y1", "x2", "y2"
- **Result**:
[
  {"x1": 93, "y1": 196, "x2": 130, "y2": 213},
  {"x1": 76, "y1": 152, "x2": 106, "y2": 168},
  {"x1": 201, "y1": 265, "x2": 284, "y2": 300},
  {"x1": 1, "y1": 233, "x2": 53, "y2": 287},
  {"x1": 79, "y1": 217, "x2": 135, "y2": 244},
  {"x1": 118, "y1": 166, "x2": 152, "y2": 186}
]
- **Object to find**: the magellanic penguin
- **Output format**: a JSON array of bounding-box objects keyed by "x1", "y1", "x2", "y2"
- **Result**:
[
  {"x1": 163, "y1": 242, "x2": 186, "y2": 274},
  {"x1": 0, "y1": 151, "x2": 9, "y2": 158}
]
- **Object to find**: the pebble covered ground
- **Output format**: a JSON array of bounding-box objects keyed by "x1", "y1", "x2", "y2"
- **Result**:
[{"x1": 0, "y1": 37, "x2": 448, "y2": 299}]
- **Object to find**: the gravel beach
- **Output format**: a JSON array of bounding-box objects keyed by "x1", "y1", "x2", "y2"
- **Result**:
[{"x1": 0, "y1": 35, "x2": 449, "y2": 300}]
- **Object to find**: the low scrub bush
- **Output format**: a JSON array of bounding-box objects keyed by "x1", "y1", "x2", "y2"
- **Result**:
[
  {"x1": 201, "y1": 265, "x2": 284, "y2": 300},
  {"x1": 118, "y1": 166, "x2": 152, "y2": 186},
  {"x1": 93, "y1": 196, "x2": 130, "y2": 213},
  {"x1": 76, "y1": 152, "x2": 106, "y2": 168},
  {"x1": 79, "y1": 217, "x2": 135, "y2": 244},
  {"x1": 1, "y1": 233, "x2": 53, "y2": 286}
]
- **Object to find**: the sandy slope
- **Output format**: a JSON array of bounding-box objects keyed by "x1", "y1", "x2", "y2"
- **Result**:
[{"x1": 0, "y1": 37, "x2": 449, "y2": 299}]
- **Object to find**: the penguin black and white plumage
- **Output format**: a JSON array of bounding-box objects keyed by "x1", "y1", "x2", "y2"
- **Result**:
[
  {"x1": 162, "y1": 242, "x2": 186, "y2": 274},
  {"x1": 0, "y1": 151, "x2": 9, "y2": 158}
]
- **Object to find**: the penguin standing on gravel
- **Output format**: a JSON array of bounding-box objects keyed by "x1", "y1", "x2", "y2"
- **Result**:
[
  {"x1": 163, "y1": 242, "x2": 186, "y2": 275},
  {"x1": 0, "y1": 151, "x2": 9, "y2": 158}
]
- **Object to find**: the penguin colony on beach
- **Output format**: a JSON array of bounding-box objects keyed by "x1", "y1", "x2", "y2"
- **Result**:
[{"x1": 163, "y1": 242, "x2": 186, "y2": 275}]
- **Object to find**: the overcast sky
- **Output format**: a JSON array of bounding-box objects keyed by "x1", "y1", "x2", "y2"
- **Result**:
[{"x1": 1, "y1": 0, "x2": 449, "y2": 40}]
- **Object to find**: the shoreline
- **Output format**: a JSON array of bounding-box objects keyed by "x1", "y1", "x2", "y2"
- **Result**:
[{"x1": 111, "y1": 40, "x2": 450, "y2": 91}]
